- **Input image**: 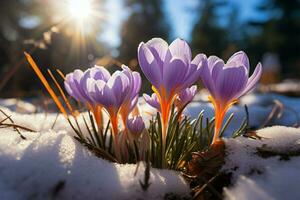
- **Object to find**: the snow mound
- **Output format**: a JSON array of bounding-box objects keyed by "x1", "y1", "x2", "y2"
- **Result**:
[
  {"x1": 223, "y1": 126, "x2": 300, "y2": 200},
  {"x1": 0, "y1": 109, "x2": 189, "y2": 200},
  {"x1": 2, "y1": 92, "x2": 300, "y2": 199}
]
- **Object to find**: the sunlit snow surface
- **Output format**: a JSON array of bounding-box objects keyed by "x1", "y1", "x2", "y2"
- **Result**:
[
  {"x1": 0, "y1": 110, "x2": 189, "y2": 200},
  {"x1": 223, "y1": 126, "x2": 300, "y2": 200},
  {"x1": 1, "y1": 91, "x2": 300, "y2": 199}
]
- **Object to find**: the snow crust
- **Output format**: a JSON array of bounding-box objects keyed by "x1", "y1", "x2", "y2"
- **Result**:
[
  {"x1": 1, "y1": 91, "x2": 300, "y2": 200},
  {"x1": 0, "y1": 107, "x2": 189, "y2": 200},
  {"x1": 223, "y1": 126, "x2": 300, "y2": 200}
]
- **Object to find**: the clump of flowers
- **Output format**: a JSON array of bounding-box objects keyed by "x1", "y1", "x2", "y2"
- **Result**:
[
  {"x1": 64, "y1": 65, "x2": 146, "y2": 162},
  {"x1": 24, "y1": 38, "x2": 262, "y2": 170}
]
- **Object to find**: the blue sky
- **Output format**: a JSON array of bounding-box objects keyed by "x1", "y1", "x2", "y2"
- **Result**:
[{"x1": 102, "y1": 0, "x2": 263, "y2": 48}]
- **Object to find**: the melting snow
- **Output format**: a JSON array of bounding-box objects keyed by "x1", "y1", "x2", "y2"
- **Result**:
[
  {"x1": 0, "y1": 107, "x2": 189, "y2": 200},
  {"x1": 223, "y1": 126, "x2": 300, "y2": 200},
  {"x1": 1, "y1": 91, "x2": 300, "y2": 200}
]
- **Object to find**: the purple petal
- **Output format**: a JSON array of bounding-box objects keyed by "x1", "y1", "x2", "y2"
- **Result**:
[
  {"x1": 207, "y1": 56, "x2": 225, "y2": 84},
  {"x1": 127, "y1": 116, "x2": 145, "y2": 136},
  {"x1": 138, "y1": 43, "x2": 162, "y2": 88},
  {"x1": 121, "y1": 66, "x2": 141, "y2": 111},
  {"x1": 211, "y1": 60, "x2": 224, "y2": 82},
  {"x1": 64, "y1": 76, "x2": 75, "y2": 98},
  {"x1": 227, "y1": 51, "x2": 250, "y2": 71},
  {"x1": 108, "y1": 72, "x2": 130, "y2": 107},
  {"x1": 90, "y1": 66, "x2": 111, "y2": 82},
  {"x1": 88, "y1": 79, "x2": 104, "y2": 101},
  {"x1": 215, "y1": 66, "x2": 248, "y2": 103},
  {"x1": 94, "y1": 81, "x2": 116, "y2": 108},
  {"x1": 199, "y1": 58, "x2": 218, "y2": 97},
  {"x1": 163, "y1": 57, "x2": 188, "y2": 94},
  {"x1": 145, "y1": 38, "x2": 169, "y2": 68},
  {"x1": 176, "y1": 85, "x2": 198, "y2": 109},
  {"x1": 143, "y1": 93, "x2": 161, "y2": 112},
  {"x1": 72, "y1": 69, "x2": 84, "y2": 82},
  {"x1": 208, "y1": 56, "x2": 224, "y2": 72},
  {"x1": 129, "y1": 95, "x2": 139, "y2": 112},
  {"x1": 64, "y1": 72, "x2": 89, "y2": 103},
  {"x1": 242, "y1": 62, "x2": 262, "y2": 95},
  {"x1": 85, "y1": 78, "x2": 96, "y2": 94},
  {"x1": 191, "y1": 53, "x2": 207, "y2": 66},
  {"x1": 183, "y1": 54, "x2": 206, "y2": 87},
  {"x1": 169, "y1": 38, "x2": 191, "y2": 64},
  {"x1": 131, "y1": 71, "x2": 141, "y2": 97}
]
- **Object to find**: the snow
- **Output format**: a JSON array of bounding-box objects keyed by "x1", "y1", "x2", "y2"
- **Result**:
[
  {"x1": 260, "y1": 79, "x2": 300, "y2": 95},
  {"x1": 0, "y1": 107, "x2": 189, "y2": 200},
  {"x1": 1, "y1": 91, "x2": 300, "y2": 199},
  {"x1": 223, "y1": 126, "x2": 300, "y2": 200},
  {"x1": 0, "y1": 98, "x2": 36, "y2": 114}
]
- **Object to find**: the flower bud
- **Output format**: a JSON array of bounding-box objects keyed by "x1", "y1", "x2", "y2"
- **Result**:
[{"x1": 127, "y1": 116, "x2": 145, "y2": 140}]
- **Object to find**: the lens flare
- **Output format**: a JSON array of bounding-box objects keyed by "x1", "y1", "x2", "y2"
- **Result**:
[{"x1": 68, "y1": 0, "x2": 93, "y2": 22}]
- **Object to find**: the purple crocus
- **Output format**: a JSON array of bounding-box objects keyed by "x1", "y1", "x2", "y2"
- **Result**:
[
  {"x1": 143, "y1": 93, "x2": 161, "y2": 112},
  {"x1": 87, "y1": 70, "x2": 130, "y2": 117},
  {"x1": 175, "y1": 85, "x2": 197, "y2": 112},
  {"x1": 119, "y1": 65, "x2": 142, "y2": 126},
  {"x1": 127, "y1": 116, "x2": 145, "y2": 140},
  {"x1": 138, "y1": 38, "x2": 205, "y2": 153},
  {"x1": 85, "y1": 67, "x2": 131, "y2": 160},
  {"x1": 81, "y1": 66, "x2": 111, "y2": 92},
  {"x1": 64, "y1": 66, "x2": 111, "y2": 104},
  {"x1": 138, "y1": 38, "x2": 204, "y2": 98},
  {"x1": 200, "y1": 51, "x2": 262, "y2": 145},
  {"x1": 64, "y1": 67, "x2": 110, "y2": 126}
]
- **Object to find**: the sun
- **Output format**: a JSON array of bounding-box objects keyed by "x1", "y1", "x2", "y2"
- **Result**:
[{"x1": 67, "y1": 0, "x2": 93, "y2": 22}]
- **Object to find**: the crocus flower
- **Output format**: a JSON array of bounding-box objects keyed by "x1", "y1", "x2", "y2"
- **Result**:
[
  {"x1": 64, "y1": 66, "x2": 111, "y2": 104},
  {"x1": 200, "y1": 51, "x2": 262, "y2": 145},
  {"x1": 119, "y1": 65, "x2": 142, "y2": 126},
  {"x1": 138, "y1": 38, "x2": 205, "y2": 154},
  {"x1": 64, "y1": 67, "x2": 110, "y2": 126},
  {"x1": 87, "y1": 70, "x2": 130, "y2": 118},
  {"x1": 127, "y1": 116, "x2": 145, "y2": 140},
  {"x1": 143, "y1": 93, "x2": 161, "y2": 112},
  {"x1": 175, "y1": 85, "x2": 197, "y2": 112},
  {"x1": 86, "y1": 67, "x2": 131, "y2": 160}
]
